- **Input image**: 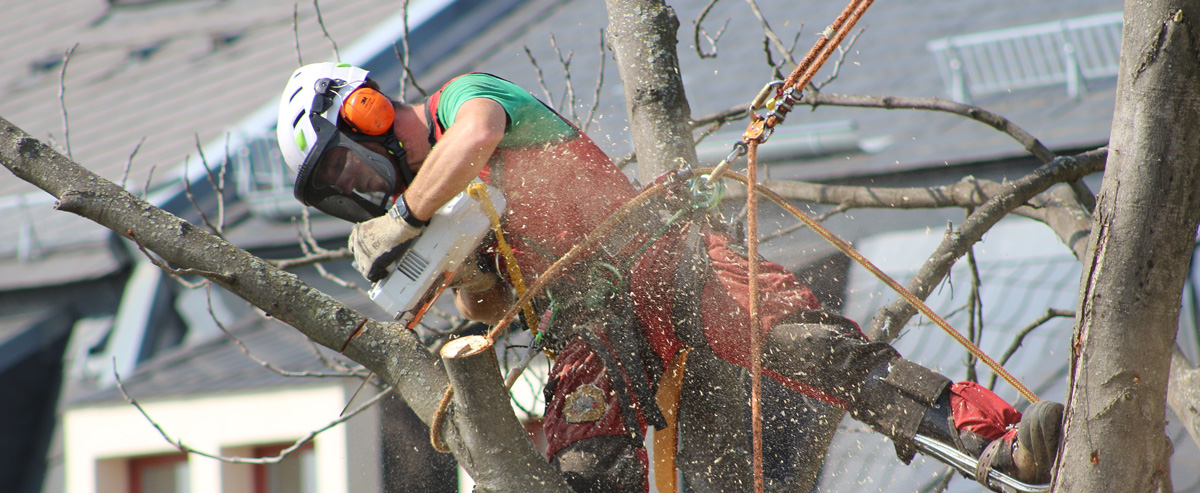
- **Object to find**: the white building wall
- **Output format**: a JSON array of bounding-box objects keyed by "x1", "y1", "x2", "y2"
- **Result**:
[{"x1": 63, "y1": 382, "x2": 381, "y2": 493}]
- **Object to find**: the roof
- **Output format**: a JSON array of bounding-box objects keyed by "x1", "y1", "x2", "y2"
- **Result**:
[
  {"x1": 416, "y1": 0, "x2": 1121, "y2": 180},
  {"x1": 69, "y1": 315, "x2": 361, "y2": 406},
  {"x1": 0, "y1": 0, "x2": 433, "y2": 282},
  {"x1": 0, "y1": 0, "x2": 407, "y2": 198}
]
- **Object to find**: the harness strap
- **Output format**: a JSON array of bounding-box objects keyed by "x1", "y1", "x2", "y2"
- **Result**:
[
  {"x1": 578, "y1": 328, "x2": 646, "y2": 442},
  {"x1": 671, "y1": 222, "x2": 711, "y2": 349},
  {"x1": 653, "y1": 348, "x2": 690, "y2": 493}
]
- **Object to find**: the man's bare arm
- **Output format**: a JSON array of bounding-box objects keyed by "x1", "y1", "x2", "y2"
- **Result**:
[{"x1": 403, "y1": 97, "x2": 507, "y2": 221}]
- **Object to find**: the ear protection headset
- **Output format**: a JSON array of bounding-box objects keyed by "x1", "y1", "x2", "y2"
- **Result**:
[{"x1": 340, "y1": 87, "x2": 395, "y2": 136}]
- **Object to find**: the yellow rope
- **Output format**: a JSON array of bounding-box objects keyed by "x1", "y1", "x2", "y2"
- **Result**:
[{"x1": 467, "y1": 183, "x2": 539, "y2": 333}]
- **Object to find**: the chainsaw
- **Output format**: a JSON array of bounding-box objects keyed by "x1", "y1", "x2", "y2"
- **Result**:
[
  {"x1": 368, "y1": 182, "x2": 506, "y2": 328},
  {"x1": 913, "y1": 434, "x2": 1050, "y2": 493}
]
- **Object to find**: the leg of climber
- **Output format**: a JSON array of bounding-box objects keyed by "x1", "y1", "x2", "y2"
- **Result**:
[
  {"x1": 542, "y1": 336, "x2": 650, "y2": 493},
  {"x1": 759, "y1": 311, "x2": 1064, "y2": 487}
]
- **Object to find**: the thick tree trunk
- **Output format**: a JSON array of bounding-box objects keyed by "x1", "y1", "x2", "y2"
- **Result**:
[
  {"x1": 1054, "y1": 3, "x2": 1200, "y2": 491},
  {"x1": 604, "y1": 2, "x2": 759, "y2": 491},
  {"x1": 604, "y1": 0, "x2": 700, "y2": 183},
  {"x1": 0, "y1": 119, "x2": 569, "y2": 492}
]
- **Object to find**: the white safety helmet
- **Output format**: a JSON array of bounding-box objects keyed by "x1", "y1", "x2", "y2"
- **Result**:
[{"x1": 277, "y1": 62, "x2": 414, "y2": 222}]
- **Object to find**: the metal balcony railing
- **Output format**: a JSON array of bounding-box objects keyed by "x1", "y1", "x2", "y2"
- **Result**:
[
  {"x1": 927, "y1": 11, "x2": 1123, "y2": 102},
  {"x1": 232, "y1": 134, "x2": 307, "y2": 221},
  {"x1": 0, "y1": 193, "x2": 108, "y2": 261}
]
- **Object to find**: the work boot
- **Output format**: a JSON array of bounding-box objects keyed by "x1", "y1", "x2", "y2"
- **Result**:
[
  {"x1": 760, "y1": 316, "x2": 1064, "y2": 485},
  {"x1": 974, "y1": 400, "x2": 1064, "y2": 485},
  {"x1": 916, "y1": 388, "x2": 1064, "y2": 487}
]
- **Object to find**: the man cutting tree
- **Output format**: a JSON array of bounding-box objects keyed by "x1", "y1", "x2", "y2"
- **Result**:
[{"x1": 275, "y1": 62, "x2": 1065, "y2": 492}]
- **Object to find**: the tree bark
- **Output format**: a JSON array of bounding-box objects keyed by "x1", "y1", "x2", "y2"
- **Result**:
[
  {"x1": 604, "y1": 0, "x2": 700, "y2": 183},
  {"x1": 440, "y1": 336, "x2": 567, "y2": 492},
  {"x1": 605, "y1": 2, "x2": 758, "y2": 491},
  {"x1": 1054, "y1": 3, "x2": 1200, "y2": 491},
  {"x1": 0, "y1": 118, "x2": 568, "y2": 492}
]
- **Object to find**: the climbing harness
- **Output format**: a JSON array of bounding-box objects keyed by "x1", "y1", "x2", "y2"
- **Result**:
[{"x1": 431, "y1": 6, "x2": 1045, "y2": 490}]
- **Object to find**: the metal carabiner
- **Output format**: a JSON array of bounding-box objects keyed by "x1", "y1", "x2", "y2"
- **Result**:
[
  {"x1": 706, "y1": 141, "x2": 748, "y2": 186},
  {"x1": 750, "y1": 80, "x2": 786, "y2": 112}
]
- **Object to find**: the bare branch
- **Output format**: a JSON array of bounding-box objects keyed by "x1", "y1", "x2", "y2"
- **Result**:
[
  {"x1": 180, "y1": 157, "x2": 222, "y2": 237},
  {"x1": 58, "y1": 43, "x2": 79, "y2": 161},
  {"x1": 115, "y1": 360, "x2": 389, "y2": 465},
  {"x1": 313, "y1": 0, "x2": 340, "y2": 62},
  {"x1": 692, "y1": 120, "x2": 725, "y2": 146},
  {"x1": 700, "y1": 92, "x2": 1055, "y2": 165},
  {"x1": 963, "y1": 245, "x2": 984, "y2": 383},
  {"x1": 204, "y1": 285, "x2": 367, "y2": 379},
  {"x1": 746, "y1": 0, "x2": 796, "y2": 68},
  {"x1": 747, "y1": 150, "x2": 1101, "y2": 209},
  {"x1": 280, "y1": 210, "x2": 364, "y2": 292},
  {"x1": 549, "y1": 34, "x2": 578, "y2": 123},
  {"x1": 801, "y1": 92, "x2": 1055, "y2": 163},
  {"x1": 393, "y1": 1, "x2": 427, "y2": 99},
  {"x1": 292, "y1": 3, "x2": 302, "y2": 66},
  {"x1": 690, "y1": 104, "x2": 747, "y2": 129},
  {"x1": 188, "y1": 133, "x2": 229, "y2": 235},
  {"x1": 522, "y1": 46, "x2": 555, "y2": 107},
  {"x1": 270, "y1": 248, "x2": 352, "y2": 270},
  {"x1": 296, "y1": 207, "x2": 326, "y2": 253},
  {"x1": 142, "y1": 165, "x2": 156, "y2": 200},
  {"x1": 120, "y1": 136, "x2": 146, "y2": 190},
  {"x1": 308, "y1": 338, "x2": 360, "y2": 373},
  {"x1": 811, "y1": 27, "x2": 865, "y2": 91},
  {"x1": 986, "y1": 308, "x2": 1075, "y2": 389},
  {"x1": 583, "y1": 29, "x2": 607, "y2": 133},
  {"x1": 692, "y1": 0, "x2": 726, "y2": 59}
]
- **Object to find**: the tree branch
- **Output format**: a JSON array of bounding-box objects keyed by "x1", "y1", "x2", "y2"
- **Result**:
[
  {"x1": 58, "y1": 43, "x2": 78, "y2": 161},
  {"x1": 439, "y1": 336, "x2": 570, "y2": 492},
  {"x1": 0, "y1": 117, "x2": 564, "y2": 491},
  {"x1": 583, "y1": 29, "x2": 607, "y2": 134},
  {"x1": 692, "y1": 0, "x2": 726, "y2": 59},
  {"x1": 312, "y1": 0, "x2": 339, "y2": 62},
  {"x1": 115, "y1": 360, "x2": 389, "y2": 465},
  {"x1": 868, "y1": 148, "x2": 1108, "y2": 342},
  {"x1": 605, "y1": 0, "x2": 700, "y2": 182}
]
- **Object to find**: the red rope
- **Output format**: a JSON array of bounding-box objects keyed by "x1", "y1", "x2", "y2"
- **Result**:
[{"x1": 746, "y1": 140, "x2": 765, "y2": 493}]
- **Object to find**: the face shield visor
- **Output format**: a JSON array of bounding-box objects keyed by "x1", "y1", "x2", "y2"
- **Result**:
[{"x1": 292, "y1": 82, "x2": 410, "y2": 222}]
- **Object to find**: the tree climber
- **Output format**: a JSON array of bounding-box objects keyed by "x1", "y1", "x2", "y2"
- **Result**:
[{"x1": 275, "y1": 62, "x2": 1065, "y2": 492}]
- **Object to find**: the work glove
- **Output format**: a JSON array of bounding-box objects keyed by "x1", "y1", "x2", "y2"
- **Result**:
[{"x1": 349, "y1": 197, "x2": 426, "y2": 282}]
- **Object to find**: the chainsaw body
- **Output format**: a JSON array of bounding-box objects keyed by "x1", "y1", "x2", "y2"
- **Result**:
[{"x1": 368, "y1": 183, "x2": 505, "y2": 327}]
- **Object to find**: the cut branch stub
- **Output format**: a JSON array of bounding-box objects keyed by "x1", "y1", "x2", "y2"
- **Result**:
[{"x1": 439, "y1": 335, "x2": 569, "y2": 493}]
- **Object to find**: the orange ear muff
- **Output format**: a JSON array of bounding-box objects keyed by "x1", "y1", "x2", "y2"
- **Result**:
[{"x1": 340, "y1": 87, "x2": 395, "y2": 136}]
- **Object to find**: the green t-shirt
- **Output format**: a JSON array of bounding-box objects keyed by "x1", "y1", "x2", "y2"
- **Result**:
[{"x1": 435, "y1": 73, "x2": 577, "y2": 148}]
